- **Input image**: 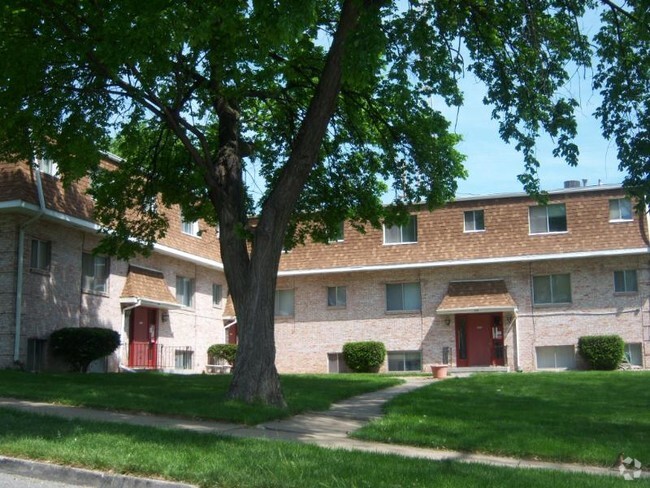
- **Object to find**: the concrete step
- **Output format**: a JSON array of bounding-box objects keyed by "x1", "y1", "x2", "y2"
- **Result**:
[{"x1": 448, "y1": 366, "x2": 510, "y2": 377}]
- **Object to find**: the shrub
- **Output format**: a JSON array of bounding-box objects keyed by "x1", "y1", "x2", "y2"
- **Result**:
[
  {"x1": 208, "y1": 344, "x2": 238, "y2": 365},
  {"x1": 50, "y1": 327, "x2": 120, "y2": 373},
  {"x1": 578, "y1": 335, "x2": 625, "y2": 370},
  {"x1": 342, "y1": 341, "x2": 386, "y2": 373}
]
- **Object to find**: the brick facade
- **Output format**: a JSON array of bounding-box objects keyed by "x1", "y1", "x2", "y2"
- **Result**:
[{"x1": 1, "y1": 159, "x2": 648, "y2": 374}]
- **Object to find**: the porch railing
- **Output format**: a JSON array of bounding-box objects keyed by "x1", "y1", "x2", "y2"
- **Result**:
[{"x1": 127, "y1": 344, "x2": 194, "y2": 371}]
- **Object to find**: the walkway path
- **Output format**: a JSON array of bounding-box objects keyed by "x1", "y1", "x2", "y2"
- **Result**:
[{"x1": 0, "y1": 376, "x2": 641, "y2": 486}]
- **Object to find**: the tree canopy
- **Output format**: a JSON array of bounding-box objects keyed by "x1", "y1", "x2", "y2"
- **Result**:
[{"x1": 1, "y1": 0, "x2": 647, "y2": 405}]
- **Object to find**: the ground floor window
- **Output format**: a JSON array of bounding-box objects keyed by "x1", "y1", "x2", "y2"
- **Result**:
[
  {"x1": 174, "y1": 349, "x2": 193, "y2": 370},
  {"x1": 535, "y1": 345, "x2": 576, "y2": 369},
  {"x1": 625, "y1": 343, "x2": 643, "y2": 366},
  {"x1": 327, "y1": 353, "x2": 352, "y2": 373},
  {"x1": 388, "y1": 351, "x2": 422, "y2": 372}
]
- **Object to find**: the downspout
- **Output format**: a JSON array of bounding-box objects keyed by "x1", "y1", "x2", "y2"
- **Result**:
[
  {"x1": 512, "y1": 309, "x2": 521, "y2": 371},
  {"x1": 14, "y1": 163, "x2": 46, "y2": 363},
  {"x1": 119, "y1": 300, "x2": 141, "y2": 370}
]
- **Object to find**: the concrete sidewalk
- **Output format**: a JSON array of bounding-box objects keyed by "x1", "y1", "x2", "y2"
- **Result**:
[{"x1": 0, "y1": 376, "x2": 641, "y2": 485}]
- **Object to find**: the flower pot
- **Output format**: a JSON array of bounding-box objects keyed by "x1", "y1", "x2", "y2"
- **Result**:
[{"x1": 431, "y1": 364, "x2": 448, "y2": 379}]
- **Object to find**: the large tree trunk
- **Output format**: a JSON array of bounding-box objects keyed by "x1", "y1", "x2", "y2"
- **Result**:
[{"x1": 217, "y1": 0, "x2": 368, "y2": 406}]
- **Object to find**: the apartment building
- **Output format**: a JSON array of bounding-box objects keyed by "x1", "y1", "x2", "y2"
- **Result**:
[{"x1": 1, "y1": 157, "x2": 648, "y2": 374}]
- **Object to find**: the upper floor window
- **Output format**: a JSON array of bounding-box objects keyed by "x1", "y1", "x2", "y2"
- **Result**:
[
  {"x1": 328, "y1": 222, "x2": 344, "y2": 243},
  {"x1": 176, "y1": 276, "x2": 195, "y2": 307},
  {"x1": 609, "y1": 198, "x2": 633, "y2": 221},
  {"x1": 464, "y1": 210, "x2": 485, "y2": 232},
  {"x1": 30, "y1": 239, "x2": 51, "y2": 272},
  {"x1": 614, "y1": 270, "x2": 638, "y2": 293},
  {"x1": 327, "y1": 286, "x2": 347, "y2": 308},
  {"x1": 181, "y1": 218, "x2": 199, "y2": 237},
  {"x1": 532, "y1": 274, "x2": 571, "y2": 305},
  {"x1": 384, "y1": 215, "x2": 417, "y2": 244},
  {"x1": 386, "y1": 282, "x2": 421, "y2": 312},
  {"x1": 275, "y1": 289, "x2": 295, "y2": 317},
  {"x1": 529, "y1": 204, "x2": 567, "y2": 234},
  {"x1": 38, "y1": 158, "x2": 58, "y2": 177},
  {"x1": 212, "y1": 283, "x2": 223, "y2": 307},
  {"x1": 82, "y1": 253, "x2": 109, "y2": 294}
]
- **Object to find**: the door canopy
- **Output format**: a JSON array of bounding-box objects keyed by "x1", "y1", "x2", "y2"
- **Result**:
[{"x1": 437, "y1": 280, "x2": 517, "y2": 315}]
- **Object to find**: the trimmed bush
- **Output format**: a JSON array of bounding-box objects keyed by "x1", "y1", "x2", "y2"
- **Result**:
[
  {"x1": 208, "y1": 343, "x2": 238, "y2": 365},
  {"x1": 578, "y1": 335, "x2": 625, "y2": 370},
  {"x1": 342, "y1": 341, "x2": 386, "y2": 373},
  {"x1": 50, "y1": 327, "x2": 120, "y2": 373}
]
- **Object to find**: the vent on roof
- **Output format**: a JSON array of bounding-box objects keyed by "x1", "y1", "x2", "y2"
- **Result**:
[{"x1": 563, "y1": 180, "x2": 581, "y2": 188}]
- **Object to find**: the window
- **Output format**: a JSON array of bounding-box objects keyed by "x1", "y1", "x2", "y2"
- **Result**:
[
  {"x1": 38, "y1": 158, "x2": 58, "y2": 177},
  {"x1": 30, "y1": 239, "x2": 51, "y2": 271},
  {"x1": 614, "y1": 270, "x2": 638, "y2": 293},
  {"x1": 386, "y1": 282, "x2": 421, "y2": 312},
  {"x1": 328, "y1": 222, "x2": 344, "y2": 243},
  {"x1": 388, "y1": 351, "x2": 422, "y2": 372},
  {"x1": 532, "y1": 274, "x2": 571, "y2": 305},
  {"x1": 535, "y1": 345, "x2": 576, "y2": 369},
  {"x1": 624, "y1": 343, "x2": 643, "y2": 366},
  {"x1": 529, "y1": 204, "x2": 567, "y2": 234},
  {"x1": 176, "y1": 276, "x2": 195, "y2": 307},
  {"x1": 181, "y1": 217, "x2": 199, "y2": 236},
  {"x1": 174, "y1": 349, "x2": 193, "y2": 370},
  {"x1": 464, "y1": 210, "x2": 485, "y2": 232},
  {"x1": 327, "y1": 286, "x2": 347, "y2": 307},
  {"x1": 212, "y1": 283, "x2": 223, "y2": 307},
  {"x1": 81, "y1": 253, "x2": 109, "y2": 294},
  {"x1": 327, "y1": 353, "x2": 352, "y2": 373},
  {"x1": 384, "y1": 215, "x2": 417, "y2": 244},
  {"x1": 275, "y1": 289, "x2": 294, "y2": 317},
  {"x1": 609, "y1": 198, "x2": 633, "y2": 221}
]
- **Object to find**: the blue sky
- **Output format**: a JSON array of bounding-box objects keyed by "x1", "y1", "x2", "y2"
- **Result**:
[{"x1": 442, "y1": 75, "x2": 625, "y2": 198}]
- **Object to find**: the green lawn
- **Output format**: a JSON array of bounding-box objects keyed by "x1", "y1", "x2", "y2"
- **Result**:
[
  {"x1": 353, "y1": 371, "x2": 650, "y2": 468},
  {"x1": 0, "y1": 408, "x2": 643, "y2": 488},
  {"x1": 0, "y1": 371, "x2": 401, "y2": 424}
]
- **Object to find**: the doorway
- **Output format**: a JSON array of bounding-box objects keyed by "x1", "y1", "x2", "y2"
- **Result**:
[
  {"x1": 128, "y1": 307, "x2": 158, "y2": 368},
  {"x1": 455, "y1": 313, "x2": 505, "y2": 367}
]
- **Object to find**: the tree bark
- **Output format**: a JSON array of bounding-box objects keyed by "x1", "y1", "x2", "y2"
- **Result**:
[{"x1": 220, "y1": 0, "x2": 368, "y2": 406}]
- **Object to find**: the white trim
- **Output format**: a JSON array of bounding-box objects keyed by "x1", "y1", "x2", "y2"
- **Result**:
[
  {"x1": 437, "y1": 306, "x2": 518, "y2": 314},
  {"x1": 278, "y1": 247, "x2": 650, "y2": 277},
  {"x1": 153, "y1": 243, "x2": 223, "y2": 270},
  {"x1": 120, "y1": 297, "x2": 181, "y2": 310}
]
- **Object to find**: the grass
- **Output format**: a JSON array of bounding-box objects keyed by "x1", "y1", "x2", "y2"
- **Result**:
[
  {"x1": 0, "y1": 408, "x2": 644, "y2": 488},
  {"x1": 353, "y1": 371, "x2": 650, "y2": 468},
  {"x1": 0, "y1": 370, "x2": 401, "y2": 424}
]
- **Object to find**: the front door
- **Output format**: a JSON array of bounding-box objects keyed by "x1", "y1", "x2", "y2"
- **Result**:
[
  {"x1": 128, "y1": 307, "x2": 158, "y2": 368},
  {"x1": 455, "y1": 314, "x2": 504, "y2": 367}
]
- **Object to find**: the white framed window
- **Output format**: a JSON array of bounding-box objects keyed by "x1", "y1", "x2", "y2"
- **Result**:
[
  {"x1": 181, "y1": 217, "x2": 199, "y2": 237},
  {"x1": 535, "y1": 345, "x2": 576, "y2": 369},
  {"x1": 327, "y1": 286, "x2": 347, "y2": 308},
  {"x1": 176, "y1": 276, "x2": 195, "y2": 307},
  {"x1": 212, "y1": 283, "x2": 223, "y2": 307},
  {"x1": 30, "y1": 239, "x2": 51, "y2": 271},
  {"x1": 384, "y1": 215, "x2": 417, "y2": 244},
  {"x1": 328, "y1": 222, "x2": 345, "y2": 243},
  {"x1": 81, "y1": 253, "x2": 109, "y2": 294},
  {"x1": 386, "y1": 282, "x2": 421, "y2": 312},
  {"x1": 388, "y1": 351, "x2": 422, "y2": 372},
  {"x1": 614, "y1": 270, "x2": 638, "y2": 293},
  {"x1": 624, "y1": 343, "x2": 643, "y2": 366},
  {"x1": 327, "y1": 353, "x2": 352, "y2": 373},
  {"x1": 464, "y1": 210, "x2": 485, "y2": 232},
  {"x1": 38, "y1": 158, "x2": 58, "y2": 177},
  {"x1": 529, "y1": 204, "x2": 567, "y2": 234},
  {"x1": 174, "y1": 349, "x2": 193, "y2": 369},
  {"x1": 275, "y1": 289, "x2": 295, "y2": 317},
  {"x1": 609, "y1": 198, "x2": 633, "y2": 221},
  {"x1": 532, "y1": 274, "x2": 571, "y2": 305}
]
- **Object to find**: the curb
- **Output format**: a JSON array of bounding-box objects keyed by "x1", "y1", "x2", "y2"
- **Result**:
[{"x1": 0, "y1": 456, "x2": 197, "y2": 488}]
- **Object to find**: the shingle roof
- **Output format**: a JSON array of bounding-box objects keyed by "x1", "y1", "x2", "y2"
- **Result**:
[
  {"x1": 120, "y1": 266, "x2": 178, "y2": 307},
  {"x1": 437, "y1": 280, "x2": 516, "y2": 313}
]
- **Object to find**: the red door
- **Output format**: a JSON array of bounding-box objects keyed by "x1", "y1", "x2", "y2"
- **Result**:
[
  {"x1": 455, "y1": 314, "x2": 504, "y2": 367},
  {"x1": 129, "y1": 307, "x2": 158, "y2": 368}
]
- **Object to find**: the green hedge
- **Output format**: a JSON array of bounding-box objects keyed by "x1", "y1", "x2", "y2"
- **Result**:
[
  {"x1": 207, "y1": 344, "x2": 238, "y2": 365},
  {"x1": 50, "y1": 327, "x2": 120, "y2": 373},
  {"x1": 342, "y1": 341, "x2": 386, "y2": 373},
  {"x1": 578, "y1": 335, "x2": 625, "y2": 370}
]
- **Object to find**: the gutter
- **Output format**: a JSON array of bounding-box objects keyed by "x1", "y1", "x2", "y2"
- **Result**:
[
  {"x1": 119, "y1": 300, "x2": 141, "y2": 372},
  {"x1": 14, "y1": 163, "x2": 46, "y2": 363}
]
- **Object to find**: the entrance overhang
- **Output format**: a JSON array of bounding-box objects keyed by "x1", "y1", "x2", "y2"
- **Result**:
[
  {"x1": 437, "y1": 280, "x2": 517, "y2": 316},
  {"x1": 120, "y1": 265, "x2": 180, "y2": 310}
]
